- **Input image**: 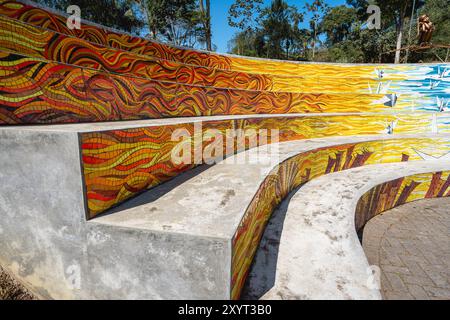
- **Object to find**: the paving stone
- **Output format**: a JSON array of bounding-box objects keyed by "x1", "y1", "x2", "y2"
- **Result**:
[
  {"x1": 362, "y1": 198, "x2": 450, "y2": 300},
  {"x1": 422, "y1": 286, "x2": 450, "y2": 299},
  {"x1": 380, "y1": 264, "x2": 411, "y2": 275},
  {"x1": 401, "y1": 274, "x2": 435, "y2": 287},
  {"x1": 384, "y1": 272, "x2": 409, "y2": 292},
  {"x1": 407, "y1": 284, "x2": 430, "y2": 300},
  {"x1": 383, "y1": 290, "x2": 414, "y2": 300}
]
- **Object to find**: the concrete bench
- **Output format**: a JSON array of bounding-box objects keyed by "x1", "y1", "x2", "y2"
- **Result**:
[
  {"x1": 2, "y1": 129, "x2": 448, "y2": 299},
  {"x1": 245, "y1": 161, "x2": 450, "y2": 300}
]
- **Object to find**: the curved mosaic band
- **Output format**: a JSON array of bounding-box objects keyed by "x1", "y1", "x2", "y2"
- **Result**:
[
  {"x1": 355, "y1": 171, "x2": 450, "y2": 232},
  {"x1": 3, "y1": 52, "x2": 424, "y2": 125},
  {"x1": 81, "y1": 113, "x2": 447, "y2": 217},
  {"x1": 230, "y1": 138, "x2": 450, "y2": 299},
  {"x1": 1, "y1": 13, "x2": 447, "y2": 96},
  {"x1": 1, "y1": 50, "x2": 448, "y2": 125},
  {"x1": 0, "y1": 1, "x2": 449, "y2": 126},
  {"x1": 1, "y1": 0, "x2": 448, "y2": 79}
]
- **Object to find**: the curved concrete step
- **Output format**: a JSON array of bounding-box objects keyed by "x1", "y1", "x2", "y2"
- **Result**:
[
  {"x1": 5, "y1": 113, "x2": 445, "y2": 218},
  {"x1": 245, "y1": 161, "x2": 450, "y2": 300},
  {"x1": 88, "y1": 133, "x2": 450, "y2": 299},
  {"x1": 1, "y1": 129, "x2": 449, "y2": 299}
]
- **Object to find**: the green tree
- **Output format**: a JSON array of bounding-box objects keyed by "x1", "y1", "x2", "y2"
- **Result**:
[
  {"x1": 320, "y1": 5, "x2": 357, "y2": 45},
  {"x1": 228, "y1": 28, "x2": 264, "y2": 56},
  {"x1": 259, "y1": 0, "x2": 303, "y2": 59},
  {"x1": 143, "y1": 0, "x2": 204, "y2": 48},
  {"x1": 305, "y1": 0, "x2": 328, "y2": 60},
  {"x1": 347, "y1": 0, "x2": 425, "y2": 63},
  {"x1": 228, "y1": 0, "x2": 264, "y2": 31},
  {"x1": 41, "y1": 0, "x2": 143, "y2": 33},
  {"x1": 228, "y1": 0, "x2": 304, "y2": 60},
  {"x1": 198, "y1": 0, "x2": 212, "y2": 51}
]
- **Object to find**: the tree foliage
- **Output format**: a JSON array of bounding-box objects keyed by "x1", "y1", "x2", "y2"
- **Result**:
[
  {"x1": 320, "y1": 5, "x2": 357, "y2": 45},
  {"x1": 143, "y1": 0, "x2": 204, "y2": 48},
  {"x1": 39, "y1": 0, "x2": 449, "y2": 63},
  {"x1": 40, "y1": 0, "x2": 143, "y2": 33},
  {"x1": 198, "y1": 0, "x2": 212, "y2": 51},
  {"x1": 228, "y1": 0, "x2": 264, "y2": 30},
  {"x1": 229, "y1": 0, "x2": 306, "y2": 60}
]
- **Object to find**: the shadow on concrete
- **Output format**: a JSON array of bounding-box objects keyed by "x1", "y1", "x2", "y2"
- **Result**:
[
  {"x1": 240, "y1": 185, "x2": 301, "y2": 300},
  {"x1": 99, "y1": 164, "x2": 215, "y2": 217}
]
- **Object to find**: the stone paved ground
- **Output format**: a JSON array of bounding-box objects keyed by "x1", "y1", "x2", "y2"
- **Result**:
[{"x1": 362, "y1": 197, "x2": 450, "y2": 300}]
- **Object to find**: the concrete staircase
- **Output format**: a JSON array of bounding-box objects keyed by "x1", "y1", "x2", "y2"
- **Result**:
[{"x1": 0, "y1": 0, "x2": 449, "y2": 299}]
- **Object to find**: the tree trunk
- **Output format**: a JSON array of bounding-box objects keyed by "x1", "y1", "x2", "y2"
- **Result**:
[
  {"x1": 199, "y1": 0, "x2": 212, "y2": 51},
  {"x1": 395, "y1": 23, "x2": 403, "y2": 63},
  {"x1": 395, "y1": 3, "x2": 409, "y2": 64},
  {"x1": 312, "y1": 22, "x2": 317, "y2": 60},
  {"x1": 206, "y1": 0, "x2": 212, "y2": 51},
  {"x1": 141, "y1": 0, "x2": 156, "y2": 39}
]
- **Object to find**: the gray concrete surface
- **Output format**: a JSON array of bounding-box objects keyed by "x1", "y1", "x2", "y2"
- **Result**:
[
  {"x1": 0, "y1": 129, "x2": 85, "y2": 299},
  {"x1": 0, "y1": 128, "x2": 229, "y2": 299},
  {"x1": 362, "y1": 197, "x2": 450, "y2": 300},
  {"x1": 243, "y1": 161, "x2": 450, "y2": 300},
  {"x1": 93, "y1": 133, "x2": 449, "y2": 238},
  {"x1": 0, "y1": 111, "x2": 440, "y2": 133}
]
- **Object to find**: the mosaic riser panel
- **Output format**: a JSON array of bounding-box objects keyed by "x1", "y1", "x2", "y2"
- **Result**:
[
  {"x1": 1, "y1": 0, "x2": 450, "y2": 301},
  {"x1": 0, "y1": 0, "x2": 448, "y2": 78},
  {"x1": 438, "y1": 114, "x2": 450, "y2": 133},
  {"x1": 81, "y1": 113, "x2": 443, "y2": 217},
  {"x1": 1, "y1": 13, "x2": 448, "y2": 99},
  {"x1": 1, "y1": 52, "x2": 412, "y2": 124},
  {"x1": 0, "y1": 1, "x2": 449, "y2": 125},
  {"x1": 0, "y1": 0, "x2": 232, "y2": 70},
  {"x1": 355, "y1": 171, "x2": 450, "y2": 232},
  {"x1": 1, "y1": 50, "x2": 449, "y2": 124},
  {"x1": 0, "y1": 14, "x2": 274, "y2": 92},
  {"x1": 230, "y1": 140, "x2": 450, "y2": 299}
]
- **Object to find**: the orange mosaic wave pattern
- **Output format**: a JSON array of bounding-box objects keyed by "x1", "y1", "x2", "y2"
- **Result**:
[
  {"x1": 0, "y1": 14, "x2": 275, "y2": 92},
  {"x1": 1, "y1": 11, "x2": 441, "y2": 96},
  {"x1": 1, "y1": 1, "x2": 449, "y2": 125},
  {"x1": 0, "y1": 0, "x2": 233, "y2": 70},
  {"x1": 355, "y1": 171, "x2": 450, "y2": 231},
  {"x1": 2, "y1": 51, "x2": 411, "y2": 124},
  {"x1": 230, "y1": 138, "x2": 450, "y2": 299},
  {"x1": 0, "y1": 0, "x2": 443, "y2": 79},
  {"x1": 1, "y1": 0, "x2": 450, "y2": 301},
  {"x1": 82, "y1": 113, "x2": 437, "y2": 217}
]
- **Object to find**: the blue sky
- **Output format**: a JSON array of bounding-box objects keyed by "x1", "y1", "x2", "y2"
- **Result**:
[{"x1": 211, "y1": 0, "x2": 347, "y2": 53}]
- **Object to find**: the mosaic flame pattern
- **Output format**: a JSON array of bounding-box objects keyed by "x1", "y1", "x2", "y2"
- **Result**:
[
  {"x1": 1, "y1": 1, "x2": 450, "y2": 124},
  {"x1": 81, "y1": 114, "x2": 440, "y2": 216},
  {"x1": 3, "y1": 52, "x2": 415, "y2": 124},
  {"x1": 0, "y1": 0, "x2": 233, "y2": 70},
  {"x1": 230, "y1": 138, "x2": 450, "y2": 299},
  {"x1": 0, "y1": 14, "x2": 274, "y2": 92}
]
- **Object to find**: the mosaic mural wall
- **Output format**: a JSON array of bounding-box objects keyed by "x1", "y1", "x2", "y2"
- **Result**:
[
  {"x1": 81, "y1": 113, "x2": 440, "y2": 217},
  {"x1": 0, "y1": 0, "x2": 233, "y2": 70},
  {"x1": 2, "y1": 52, "x2": 416, "y2": 124},
  {"x1": 0, "y1": 1, "x2": 449, "y2": 124},
  {"x1": 355, "y1": 171, "x2": 450, "y2": 232},
  {"x1": 1, "y1": 0, "x2": 450, "y2": 300},
  {"x1": 230, "y1": 138, "x2": 450, "y2": 299}
]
